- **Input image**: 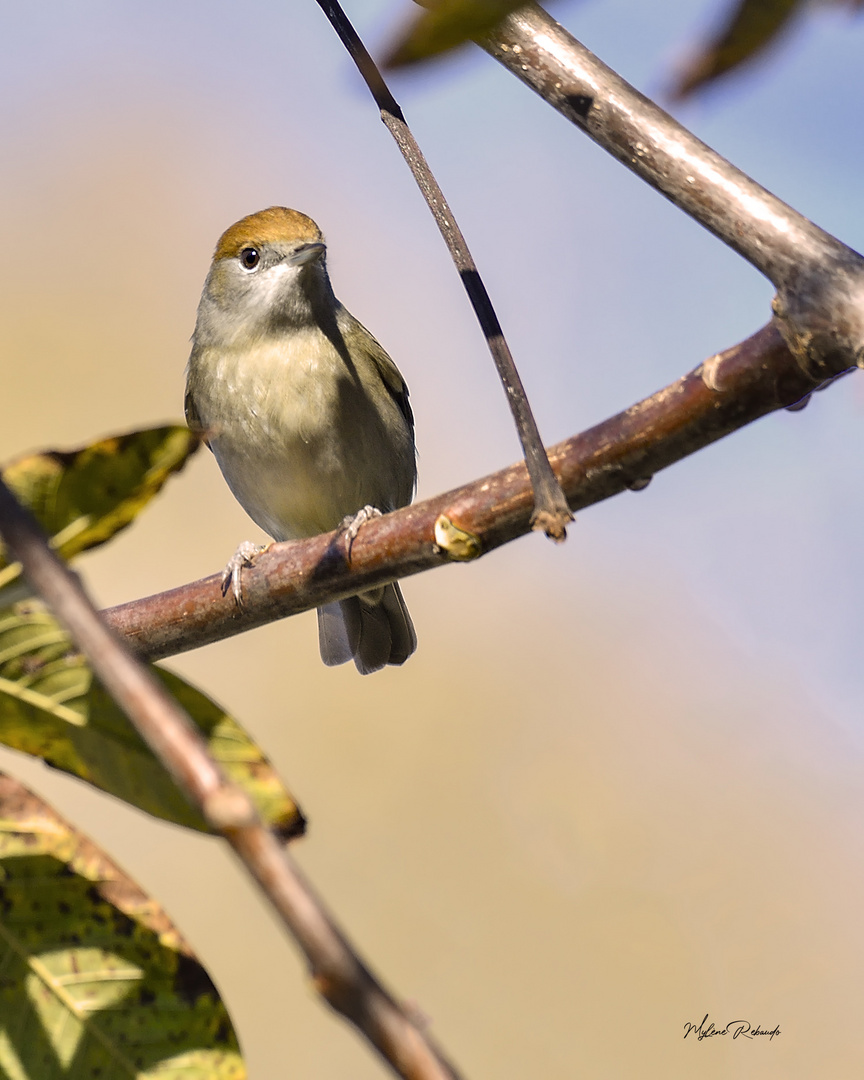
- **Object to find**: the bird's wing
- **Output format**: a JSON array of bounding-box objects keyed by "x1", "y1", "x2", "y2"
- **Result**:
[
  {"x1": 333, "y1": 302, "x2": 413, "y2": 431},
  {"x1": 355, "y1": 322, "x2": 414, "y2": 434},
  {"x1": 183, "y1": 385, "x2": 212, "y2": 451}
]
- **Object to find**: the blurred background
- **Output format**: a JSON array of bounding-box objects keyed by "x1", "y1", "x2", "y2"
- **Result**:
[{"x1": 2, "y1": 1, "x2": 864, "y2": 1075}]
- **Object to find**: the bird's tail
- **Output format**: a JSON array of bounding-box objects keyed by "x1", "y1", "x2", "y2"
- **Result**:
[{"x1": 317, "y1": 582, "x2": 416, "y2": 675}]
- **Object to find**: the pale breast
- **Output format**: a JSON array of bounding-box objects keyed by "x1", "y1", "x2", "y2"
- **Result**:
[{"x1": 186, "y1": 327, "x2": 414, "y2": 540}]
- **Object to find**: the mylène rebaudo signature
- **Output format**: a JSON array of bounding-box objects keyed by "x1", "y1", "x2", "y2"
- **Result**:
[{"x1": 684, "y1": 1014, "x2": 781, "y2": 1041}]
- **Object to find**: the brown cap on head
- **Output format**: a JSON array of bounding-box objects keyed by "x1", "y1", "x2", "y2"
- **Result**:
[{"x1": 214, "y1": 207, "x2": 323, "y2": 261}]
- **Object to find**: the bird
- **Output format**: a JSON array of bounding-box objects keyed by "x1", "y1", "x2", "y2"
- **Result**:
[{"x1": 185, "y1": 206, "x2": 417, "y2": 674}]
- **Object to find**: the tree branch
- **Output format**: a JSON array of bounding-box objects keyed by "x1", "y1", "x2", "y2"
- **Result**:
[
  {"x1": 0, "y1": 478, "x2": 465, "y2": 1080},
  {"x1": 479, "y1": 3, "x2": 864, "y2": 380},
  {"x1": 104, "y1": 321, "x2": 847, "y2": 662},
  {"x1": 315, "y1": 0, "x2": 573, "y2": 539}
]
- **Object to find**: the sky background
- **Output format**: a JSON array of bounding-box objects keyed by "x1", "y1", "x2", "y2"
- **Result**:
[{"x1": 2, "y1": 1, "x2": 864, "y2": 1076}]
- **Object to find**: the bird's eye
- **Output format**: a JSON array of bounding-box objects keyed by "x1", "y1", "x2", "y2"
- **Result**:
[{"x1": 240, "y1": 247, "x2": 260, "y2": 270}]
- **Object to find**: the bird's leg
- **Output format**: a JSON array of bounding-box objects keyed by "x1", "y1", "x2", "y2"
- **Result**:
[
  {"x1": 221, "y1": 540, "x2": 269, "y2": 607},
  {"x1": 340, "y1": 505, "x2": 382, "y2": 561}
]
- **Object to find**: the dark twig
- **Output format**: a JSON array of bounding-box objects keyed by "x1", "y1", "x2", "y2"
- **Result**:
[
  {"x1": 479, "y1": 4, "x2": 864, "y2": 380},
  {"x1": 0, "y1": 478, "x2": 465, "y2": 1080},
  {"x1": 105, "y1": 322, "x2": 852, "y2": 662},
  {"x1": 314, "y1": 0, "x2": 572, "y2": 539}
]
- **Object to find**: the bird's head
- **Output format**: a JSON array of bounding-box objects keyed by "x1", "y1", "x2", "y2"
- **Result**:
[{"x1": 196, "y1": 206, "x2": 334, "y2": 344}]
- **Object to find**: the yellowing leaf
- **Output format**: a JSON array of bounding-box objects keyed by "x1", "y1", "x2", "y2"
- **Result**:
[
  {"x1": 0, "y1": 425, "x2": 199, "y2": 580},
  {"x1": 384, "y1": 0, "x2": 528, "y2": 68},
  {"x1": 0, "y1": 773, "x2": 246, "y2": 1079},
  {"x1": 672, "y1": 0, "x2": 803, "y2": 98},
  {"x1": 0, "y1": 603, "x2": 305, "y2": 840}
]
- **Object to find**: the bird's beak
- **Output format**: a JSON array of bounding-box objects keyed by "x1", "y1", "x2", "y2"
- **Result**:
[{"x1": 289, "y1": 242, "x2": 326, "y2": 266}]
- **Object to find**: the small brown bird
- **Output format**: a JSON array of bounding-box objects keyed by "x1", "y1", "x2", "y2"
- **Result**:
[{"x1": 185, "y1": 207, "x2": 417, "y2": 674}]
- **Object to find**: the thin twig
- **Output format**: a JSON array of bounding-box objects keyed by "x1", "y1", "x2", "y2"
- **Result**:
[
  {"x1": 0, "y1": 478, "x2": 465, "y2": 1080},
  {"x1": 104, "y1": 321, "x2": 853, "y2": 662},
  {"x1": 479, "y1": 3, "x2": 864, "y2": 379},
  {"x1": 314, "y1": 0, "x2": 572, "y2": 539}
]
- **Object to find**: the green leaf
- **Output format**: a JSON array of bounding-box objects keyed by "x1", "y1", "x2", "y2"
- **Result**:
[
  {"x1": 0, "y1": 603, "x2": 305, "y2": 840},
  {"x1": 0, "y1": 772, "x2": 246, "y2": 1078},
  {"x1": 672, "y1": 0, "x2": 803, "y2": 98},
  {"x1": 0, "y1": 426, "x2": 200, "y2": 589},
  {"x1": 384, "y1": 0, "x2": 528, "y2": 68}
]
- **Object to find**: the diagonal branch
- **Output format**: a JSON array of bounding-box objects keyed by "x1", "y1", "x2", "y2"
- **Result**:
[
  {"x1": 315, "y1": 0, "x2": 573, "y2": 539},
  {"x1": 104, "y1": 321, "x2": 850, "y2": 663},
  {"x1": 0, "y1": 478, "x2": 466, "y2": 1080},
  {"x1": 479, "y1": 4, "x2": 864, "y2": 381}
]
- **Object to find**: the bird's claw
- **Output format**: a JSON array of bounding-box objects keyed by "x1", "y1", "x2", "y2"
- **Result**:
[
  {"x1": 221, "y1": 540, "x2": 266, "y2": 607},
  {"x1": 340, "y1": 505, "x2": 382, "y2": 560}
]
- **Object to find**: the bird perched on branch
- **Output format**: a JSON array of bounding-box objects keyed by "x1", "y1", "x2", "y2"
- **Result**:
[{"x1": 185, "y1": 206, "x2": 417, "y2": 674}]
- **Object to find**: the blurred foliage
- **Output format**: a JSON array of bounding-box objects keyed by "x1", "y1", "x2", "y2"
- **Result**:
[
  {"x1": 0, "y1": 426, "x2": 199, "y2": 594},
  {"x1": 672, "y1": 0, "x2": 803, "y2": 97},
  {"x1": 384, "y1": 0, "x2": 862, "y2": 97},
  {"x1": 0, "y1": 423, "x2": 302, "y2": 835},
  {"x1": 384, "y1": 0, "x2": 528, "y2": 67},
  {"x1": 0, "y1": 601, "x2": 305, "y2": 838},
  {"x1": 0, "y1": 772, "x2": 246, "y2": 1078}
]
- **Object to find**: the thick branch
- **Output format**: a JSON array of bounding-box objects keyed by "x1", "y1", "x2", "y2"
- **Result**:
[
  {"x1": 479, "y1": 4, "x2": 864, "y2": 379},
  {"x1": 315, "y1": 0, "x2": 572, "y2": 538},
  {"x1": 0, "y1": 479, "x2": 465, "y2": 1080},
  {"x1": 104, "y1": 322, "x2": 845, "y2": 662}
]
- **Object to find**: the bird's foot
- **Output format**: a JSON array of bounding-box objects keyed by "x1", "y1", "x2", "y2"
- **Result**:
[
  {"x1": 340, "y1": 505, "x2": 382, "y2": 560},
  {"x1": 221, "y1": 540, "x2": 268, "y2": 607}
]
